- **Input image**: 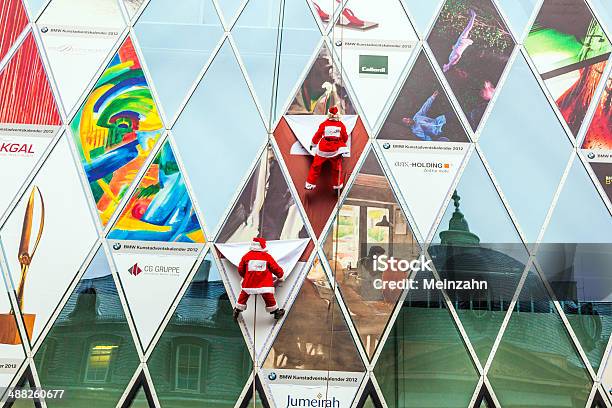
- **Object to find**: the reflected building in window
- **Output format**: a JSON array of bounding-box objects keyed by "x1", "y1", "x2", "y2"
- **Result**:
[
  {"x1": 376, "y1": 191, "x2": 610, "y2": 408},
  {"x1": 34, "y1": 258, "x2": 251, "y2": 408}
]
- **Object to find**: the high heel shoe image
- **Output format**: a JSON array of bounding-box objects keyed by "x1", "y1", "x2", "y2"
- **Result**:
[
  {"x1": 312, "y1": 1, "x2": 330, "y2": 22},
  {"x1": 335, "y1": 0, "x2": 379, "y2": 30}
]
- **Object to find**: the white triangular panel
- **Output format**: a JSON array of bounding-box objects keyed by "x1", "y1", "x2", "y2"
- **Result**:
[
  {"x1": 0, "y1": 125, "x2": 58, "y2": 219},
  {"x1": 37, "y1": 0, "x2": 126, "y2": 112},
  {"x1": 110, "y1": 240, "x2": 202, "y2": 351},
  {"x1": 261, "y1": 369, "x2": 366, "y2": 408},
  {"x1": 379, "y1": 140, "x2": 468, "y2": 240},
  {"x1": 0, "y1": 269, "x2": 26, "y2": 389},
  {"x1": 333, "y1": 0, "x2": 418, "y2": 129}
]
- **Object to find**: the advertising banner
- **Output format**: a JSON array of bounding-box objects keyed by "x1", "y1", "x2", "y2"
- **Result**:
[
  {"x1": 110, "y1": 239, "x2": 203, "y2": 350},
  {"x1": 331, "y1": 0, "x2": 418, "y2": 128},
  {"x1": 261, "y1": 369, "x2": 365, "y2": 408},
  {"x1": 428, "y1": 0, "x2": 515, "y2": 130},
  {"x1": 525, "y1": 0, "x2": 611, "y2": 135},
  {"x1": 37, "y1": 0, "x2": 124, "y2": 111},
  {"x1": 581, "y1": 149, "x2": 612, "y2": 203},
  {"x1": 0, "y1": 135, "x2": 98, "y2": 344},
  {"x1": 379, "y1": 140, "x2": 469, "y2": 239},
  {"x1": 0, "y1": 124, "x2": 58, "y2": 218}
]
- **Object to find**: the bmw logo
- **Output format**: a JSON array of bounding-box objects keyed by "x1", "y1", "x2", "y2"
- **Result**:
[
  {"x1": 587, "y1": 152, "x2": 595, "y2": 160},
  {"x1": 383, "y1": 142, "x2": 391, "y2": 150},
  {"x1": 113, "y1": 243, "x2": 122, "y2": 250},
  {"x1": 268, "y1": 372, "x2": 277, "y2": 381},
  {"x1": 41, "y1": 27, "x2": 48, "y2": 33},
  {"x1": 335, "y1": 40, "x2": 342, "y2": 47}
]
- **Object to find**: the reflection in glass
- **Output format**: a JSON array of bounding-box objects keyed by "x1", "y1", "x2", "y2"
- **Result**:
[
  {"x1": 324, "y1": 151, "x2": 419, "y2": 359},
  {"x1": 429, "y1": 191, "x2": 526, "y2": 363},
  {"x1": 33, "y1": 249, "x2": 140, "y2": 407},
  {"x1": 374, "y1": 276, "x2": 479, "y2": 408},
  {"x1": 128, "y1": 386, "x2": 151, "y2": 408},
  {"x1": 148, "y1": 257, "x2": 252, "y2": 407},
  {"x1": 363, "y1": 395, "x2": 376, "y2": 408},
  {"x1": 85, "y1": 343, "x2": 118, "y2": 383},
  {"x1": 538, "y1": 159, "x2": 612, "y2": 370},
  {"x1": 478, "y1": 54, "x2": 572, "y2": 243},
  {"x1": 537, "y1": 243, "x2": 612, "y2": 370},
  {"x1": 175, "y1": 344, "x2": 203, "y2": 392},
  {"x1": 12, "y1": 400, "x2": 37, "y2": 408},
  {"x1": 263, "y1": 258, "x2": 364, "y2": 372},
  {"x1": 488, "y1": 272, "x2": 593, "y2": 408},
  {"x1": 478, "y1": 399, "x2": 489, "y2": 408}
]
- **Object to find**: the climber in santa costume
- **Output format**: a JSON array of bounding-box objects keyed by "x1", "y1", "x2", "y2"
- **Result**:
[
  {"x1": 233, "y1": 237, "x2": 286, "y2": 322},
  {"x1": 305, "y1": 106, "x2": 349, "y2": 190}
]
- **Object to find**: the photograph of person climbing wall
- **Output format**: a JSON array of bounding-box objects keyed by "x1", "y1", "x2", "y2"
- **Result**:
[
  {"x1": 525, "y1": 0, "x2": 612, "y2": 135},
  {"x1": 1, "y1": 0, "x2": 612, "y2": 407},
  {"x1": 287, "y1": 46, "x2": 356, "y2": 115},
  {"x1": 428, "y1": 0, "x2": 515, "y2": 131},
  {"x1": 377, "y1": 51, "x2": 469, "y2": 142}
]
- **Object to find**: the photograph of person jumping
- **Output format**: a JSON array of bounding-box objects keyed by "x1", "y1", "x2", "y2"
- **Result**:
[
  {"x1": 443, "y1": 9, "x2": 477, "y2": 73},
  {"x1": 428, "y1": 0, "x2": 515, "y2": 131}
]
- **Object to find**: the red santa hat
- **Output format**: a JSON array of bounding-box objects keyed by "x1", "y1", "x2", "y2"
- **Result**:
[
  {"x1": 250, "y1": 237, "x2": 268, "y2": 252},
  {"x1": 328, "y1": 106, "x2": 340, "y2": 120}
]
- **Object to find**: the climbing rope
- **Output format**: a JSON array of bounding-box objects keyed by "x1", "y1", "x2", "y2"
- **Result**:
[
  {"x1": 251, "y1": 146, "x2": 272, "y2": 408},
  {"x1": 250, "y1": 0, "x2": 286, "y2": 403},
  {"x1": 325, "y1": 0, "x2": 346, "y2": 401},
  {"x1": 247, "y1": 0, "x2": 348, "y2": 403}
]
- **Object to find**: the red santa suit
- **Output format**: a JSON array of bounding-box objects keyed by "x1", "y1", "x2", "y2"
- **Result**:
[
  {"x1": 305, "y1": 106, "x2": 349, "y2": 190},
  {"x1": 236, "y1": 237, "x2": 284, "y2": 312}
]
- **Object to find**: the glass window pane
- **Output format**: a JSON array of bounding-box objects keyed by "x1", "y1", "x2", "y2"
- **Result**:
[
  {"x1": 85, "y1": 344, "x2": 117, "y2": 383},
  {"x1": 374, "y1": 274, "x2": 479, "y2": 408},
  {"x1": 148, "y1": 255, "x2": 251, "y2": 407},
  {"x1": 264, "y1": 257, "x2": 364, "y2": 372},
  {"x1": 538, "y1": 159, "x2": 612, "y2": 371},
  {"x1": 128, "y1": 386, "x2": 151, "y2": 408},
  {"x1": 134, "y1": 0, "x2": 223, "y2": 120},
  {"x1": 33, "y1": 248, "x2": 140, "y2": 407},
  {"x1": 488, "y1": 272, "x2": 593, "y2": 408},
  {"x1": 324, "y1": 150, "x2": 419, "y2": 359}
]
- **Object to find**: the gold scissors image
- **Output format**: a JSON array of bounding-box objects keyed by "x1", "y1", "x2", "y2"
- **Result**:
[
  {"x1": 0, "y1": 186, "x2": 44, "y2": 345},
  {"x1": 16, "y1": 186, "x2": 45, "y2": 311}
]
